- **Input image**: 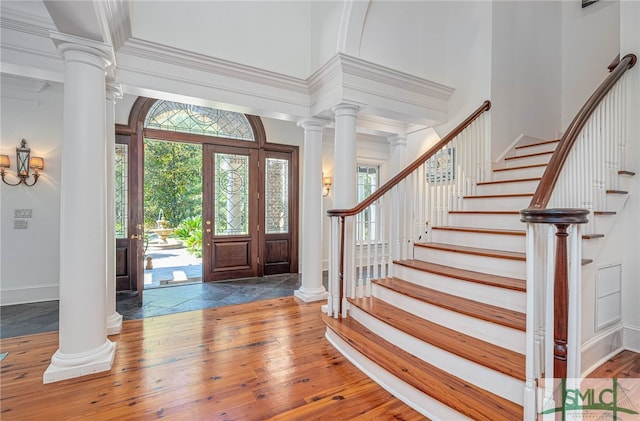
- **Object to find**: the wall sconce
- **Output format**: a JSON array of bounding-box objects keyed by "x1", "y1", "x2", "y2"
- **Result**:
[
  {"x1": 1, "y1": 139, "x2": 45, "y2": 187},
  {"x1": 322, "y1": 176, "x2": 332, "y2": 197}
]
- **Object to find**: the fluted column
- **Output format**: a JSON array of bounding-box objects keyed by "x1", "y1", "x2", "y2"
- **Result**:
[
  {"x1": 44, "y1": 39, "x2": 115, "y2": 383},
  {"x1": 295, "y1": 118, "x2": 330, "y2": 302},
  {"x1": 106, "y1": 80, "x2": 123, "y2": 335},
  {"x1": 332, "y1": 104, "x2": 360, "y2": 291}
]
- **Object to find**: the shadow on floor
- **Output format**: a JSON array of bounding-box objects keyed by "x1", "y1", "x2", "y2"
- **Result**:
[{"x1": 1, "y1": 273, "x2": 307, "y2": 339}]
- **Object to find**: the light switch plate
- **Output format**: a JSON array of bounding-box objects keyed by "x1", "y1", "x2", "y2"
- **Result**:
[
  {"x1": 14, "y1": 220, "x2": 28, "y2": 229},
  {"x1": 14, "y1": 209, "x2": 32, "y2": 218}
]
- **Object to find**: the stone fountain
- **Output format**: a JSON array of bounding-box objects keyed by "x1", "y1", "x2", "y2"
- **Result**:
[{"x1": 148, "y1": 210, "x2": 182, "y2": 249}]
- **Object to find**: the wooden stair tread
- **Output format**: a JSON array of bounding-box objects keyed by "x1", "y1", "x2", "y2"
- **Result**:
[
  {"x1": 463, "y1": 193, "x2": 533, "y2": 199},
  {"x1": 395, "y1": 259, "x2": 526, "y2": 292},
  {"x1": 348, "y1": 296, "x2": 525, "y2": 380},
  {"x1": 515, "y1": 139, "x2": 560, "y2": 149},
  {"x1": 582, "y1": 233, "x2": 605, "y2": 239},
  {"x1": 505, "y1": 150, "x2": 554, "y2": 160},
  {"x1": 477, "y1": 177, "x2": 541, "y2": 186},
  {"x1": 449, "y1": 210, "x2": 520, "y2": 215},
  {"x1": 324, "y1": 315, "x2": 524, "y2": 420},
  {"x1": 594, "y1": 211, "x2": 616, "y2": 215},
  {"x1": 493, "y1": 163, "x2": 547, "y2": 172},
  {"x1": 415, "y1": 242, "x2": 526, "y2": 261},
  {"x1": 374, "y1": 277, "x2": 526, "y2": 331},
  {"x1": 606, "y1": 189, "x2": 628, "y2": 194},
  {"x1": 619, "y1": 170, "x2": 635, "y2": 176},
  {"x1": 432, "y1": 226, "x2": 526, "y2": 236}
]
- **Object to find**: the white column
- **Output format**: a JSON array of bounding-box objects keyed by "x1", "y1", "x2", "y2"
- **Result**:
[
  {"x1": 44, "y1": 41, "x2": 115, "y2": 383},
  {"x1": 332, "y1": 104, "x2": 360, "y2": 297},
  {"x1": 106, "y1": 80, "x2": 123, "y2": 335},
  {"x1": 388, "y1": 134, "x2": 407, "y2": 177},
  {"x1": 295, "y1": 118, "x2": 330, "y2": 302}
]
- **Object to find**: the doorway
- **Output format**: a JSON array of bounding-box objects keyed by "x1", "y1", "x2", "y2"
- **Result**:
[
  {"x1": 115, "y1": 98, "x2": 299, "y2": 302},
  {"x1": 143, "y1": 138, "x2": 203, "y2": 288}
]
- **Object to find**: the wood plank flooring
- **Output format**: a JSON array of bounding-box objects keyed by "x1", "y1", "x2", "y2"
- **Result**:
[{"x1": 0, "y1": 297, "x2": 425, "y2": 420}]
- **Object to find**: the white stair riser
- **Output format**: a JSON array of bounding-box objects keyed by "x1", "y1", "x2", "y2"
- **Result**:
[
  {"x1": 514, "y1": 142, "x2": 559, "y2": 156},
  {"x1": 325, "y1": 330, "x2": 471, "y2": 420},
  {"x1": 414, "y1": 246, "x2": 526, "y2": 279},
  {"x1": 372, "y1": 285, "x2": 526, "y2": 353},
  {"x1": 431, "y1": 229, "x2": 526, "y2": 253},
  {"x1": 447, "y1": 212, "x2": 525, "y2": 230},
  {"x1": 462, "y1": 196, "x2": 532, "y2": 211},
  {"x1": 350, "y1": 306, "x2": 526, "y2": 405},
  {"x1": 477, "y1": 179, "x2": 540, "y2": 195},
  {"x1": 492, "y1": 165, "x2": 547, "y2": 181},
  {"x1": 606, "y1": 193, "x2": 629, "y2": 212},
  {"x1": 581, "y1": 237, "x2": 603, "y2": 260},
  {"x1": 393, "y1": 264, "x2": 526, "y2": 312},
  {"x1": 504, "y1": 153, "x2": 553, "y2": 168}
]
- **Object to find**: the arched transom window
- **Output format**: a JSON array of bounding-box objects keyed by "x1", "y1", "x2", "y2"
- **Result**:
[{"x1": 144, "y1": 100, "x2": 255, "y2": 141}]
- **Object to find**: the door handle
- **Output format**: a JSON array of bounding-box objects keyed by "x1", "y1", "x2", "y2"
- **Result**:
[{"x1": 206, "y1": 228, "x2": 212, "y2": 233}]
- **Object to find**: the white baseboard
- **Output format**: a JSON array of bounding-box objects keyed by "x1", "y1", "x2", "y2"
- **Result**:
[
  {"x1": 623, "y1": 325, "x2": 640, "y2": 352},
  {"x1": 581, "y1": 324, "x2": 624, "y2": 377},
  {"x1": 0, "y1": 284, "x2": 59, "y2": 306}
]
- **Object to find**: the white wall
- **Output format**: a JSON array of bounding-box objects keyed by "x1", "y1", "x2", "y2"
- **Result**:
[
  {"x1": 1, "y1": 80, "x2": 63, "y2": 305},
  {"x1": 561, "y1": 0, "x2": 620, "y2": 129},
  {"x1": 491, "y1": 1, "x2": 562, "y2": 159},
  {"x1": 619, "y1": 0, "x2": 640, "y2": 352},
  {"x1": 309, "y1": 1, "x2": 343, "y2": 74},
  {"x1": 130, "y1": 1, "x2": 312, "y2": 79}
]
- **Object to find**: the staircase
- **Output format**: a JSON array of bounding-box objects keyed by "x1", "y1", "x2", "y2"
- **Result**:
[{"x1": 323, "y1": 137, "x2": 633, "y2": 420}]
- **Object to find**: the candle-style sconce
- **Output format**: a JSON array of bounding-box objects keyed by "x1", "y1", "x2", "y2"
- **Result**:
[{"x1": 1, "y1": 139, "x2": 45, "y2": 187}]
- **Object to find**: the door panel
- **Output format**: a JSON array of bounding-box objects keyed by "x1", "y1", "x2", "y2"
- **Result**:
[
  {"x1": 203, "y1": 145, "x2": 258, "y2": 281},
  {"x1": 261, "y1": 151, "x2": 296, "y2": 275}
]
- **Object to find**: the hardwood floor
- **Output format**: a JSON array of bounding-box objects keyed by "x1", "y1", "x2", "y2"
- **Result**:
[{"x1": 0, "y1": 297, "x2": 425, "y2": 420}]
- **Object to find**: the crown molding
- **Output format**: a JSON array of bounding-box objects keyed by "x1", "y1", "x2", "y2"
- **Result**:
[
  {"x1": 97, "y1": 0, "x2": 131, "y2": 51},
  {"x1": 119, "y1": 38, "x2": 309, "y2": 95},
  {"x1": 0, "y1": 7, "x2": 56, "y2": 38},
  {"x1": 307, "y1": 53, "x2": 454, "y2": 128}
]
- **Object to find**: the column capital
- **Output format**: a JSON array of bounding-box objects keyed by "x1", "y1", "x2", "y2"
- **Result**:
[
  {"x1": 297, "y1": 117, "x2": 330, "y2": 132},
  {"x1": 388, "y1": 134, "x2": 408, "y2": 149},
  {"x1": 331, "y1": 103, "x2": 361, "y2": 117},
  {"x1": 106, "y1": 79, "x2": 123, "y2": 102},
  {"x1": 51, "y1": 31, "x2": 113, "y2": 70}
]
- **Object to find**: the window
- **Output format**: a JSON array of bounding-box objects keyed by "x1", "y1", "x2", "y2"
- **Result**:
[
  {"x1": 356, "y1": 165, "x2": 379, "y2": 241},
  {"x1": 144, "y1": 100, "x2": 255, "y2": 141}
]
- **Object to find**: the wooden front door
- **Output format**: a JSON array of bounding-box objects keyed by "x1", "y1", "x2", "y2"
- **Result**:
[
  {"x1": 203, "y1": 144, "x2": 259, "y2": 281},
  {"x1": 260, "y1": 150, "x2": 297, "y2": 275}
]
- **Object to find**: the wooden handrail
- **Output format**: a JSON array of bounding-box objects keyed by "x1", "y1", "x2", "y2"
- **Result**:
[
  {"x1": 328, "y1": 100, "x2": 491, "y2": 217},
  {"x1": 528, "y1": 53, "x2": 637, "y2": 210}
]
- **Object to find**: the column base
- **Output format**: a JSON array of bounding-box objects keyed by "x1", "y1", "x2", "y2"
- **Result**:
[
  {"x1": 43, "y1": 339, "x2": 116, "y2": 384},
  {"x1": 294, "y1": 287, "x2": 328, "y2": 303},
  {"x1": 106, "y1": 312, "x2": 123, "y2": 335}
]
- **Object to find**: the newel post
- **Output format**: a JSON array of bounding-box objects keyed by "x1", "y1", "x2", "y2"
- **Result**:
[{"x1": 520, "y1": 208, "x2": 589, "y2": 379}]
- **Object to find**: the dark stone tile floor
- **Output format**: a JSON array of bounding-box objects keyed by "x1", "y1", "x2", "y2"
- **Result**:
[{"x1": 0, "y1": 273, "x2": 308, "y2": 339}]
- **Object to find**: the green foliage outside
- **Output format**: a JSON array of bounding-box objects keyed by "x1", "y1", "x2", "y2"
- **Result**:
[
  {"x1": 174, "y1": 215, "x2": 203, "y2": 258},
  {"x1": 144, "y1": 139, "x2": 203, "y2": 230}
]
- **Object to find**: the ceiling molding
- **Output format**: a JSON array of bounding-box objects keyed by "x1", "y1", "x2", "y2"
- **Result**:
[
  {"x1": 0, "y1": 7, "x2": 56, "y2": 37},
  {"x1": 97, "y1": 0, "x2": 131, "y2": 51},
  {"x1": 118, "y1": 38, "x2": 309, "y2": 95}
]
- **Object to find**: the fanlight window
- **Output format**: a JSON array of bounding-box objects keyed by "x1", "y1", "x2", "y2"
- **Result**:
[{"x1": 144, "y1": 100, "x2": 255, "y2": 141}]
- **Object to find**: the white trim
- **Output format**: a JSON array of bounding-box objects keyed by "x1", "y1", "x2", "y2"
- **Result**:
[
  {"x1": 1, "y1": 284, "x2": 59, "y2": 306},
  {"x1": 623, "y1": 325, "x2": 640, "y2": 352},
  {"x1": 493, "y1": 134, "x2": 544, "y2": 164},
  {"x1": 580, "y1": 323, "x2": 624, "y2": 377}
]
